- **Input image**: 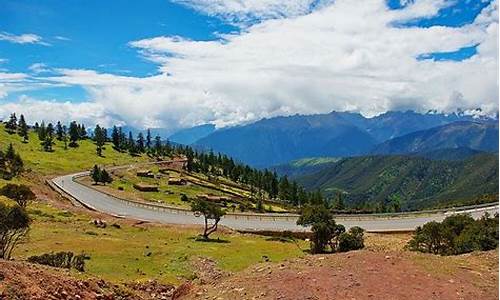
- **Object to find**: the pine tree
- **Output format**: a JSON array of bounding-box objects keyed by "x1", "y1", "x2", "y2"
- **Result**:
[
  {"x1": 42, "y1": 134, "x2": 54, "y2": 152},
  {"x1": 100, "y1": 169, "x2": 112, "y2": 185},
  {"x1": 79, "y1": 124, "x2": 87, "y2": 139},
  {"x1": 154, "y1": 135, "x2": 162, "y2": 155},
  {"x1": 136, "y1": 132, "x2": 145, "y2": 153},
  {"x1": 146, "y1": 129, "x2": 152, "y2": 149},
  {"x1": 90, "y1": 165, "x2": 101, "y2": 184},
  {"x1": 18, "y1": 114, "x2": 29, "y2": 143},
  {"x1": 5, "y1": 113, "x2": 17, "y2": 133},
  {"x1": 56, "y1": 121, "x2": 64, "y2": 141},
  {"x1": 111, "y1": 126, "x2": 120, "y2": 150},
  {"x1": 37, "y1": 121, "x2": 47, "y2": 142},
  {"x1": 68, "y1": 121, "x2": 80, "y2": 147},
  {"x1": 94, "y1": 124, "x2": 106, "y2": 156}
]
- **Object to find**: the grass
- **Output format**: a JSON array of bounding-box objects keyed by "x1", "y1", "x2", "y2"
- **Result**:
[
  {"x1": 0, "y1": 125, "x2": 147, "y2": 175},
  {"x1": 13, "y1": 200, "x2": 306, "y2": 284}
]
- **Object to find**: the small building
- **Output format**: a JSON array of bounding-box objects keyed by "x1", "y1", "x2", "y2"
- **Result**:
[
  {"x1": 196, "y1": 194, "x2": 231, "y2": 202},
  {"x1": 168, "y1": 178, "x2": 187, "y2": 185},
  {"x1": 136, "y1": 170, "x2": 155, "y2": 178},
  {"x1": 133, "y1": 183, "x2": 159, "y2": 192}
]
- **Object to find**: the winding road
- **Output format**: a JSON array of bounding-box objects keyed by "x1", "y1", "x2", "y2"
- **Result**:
[{"x1": 50, "y1": 167, "x2": 499, "y2": 232}]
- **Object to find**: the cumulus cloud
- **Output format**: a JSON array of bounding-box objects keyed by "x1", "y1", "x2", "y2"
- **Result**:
[
  {"x1": 171, "y1": 0, "x2": 335, "y2": 25},
  {"x1": 1, "y1": 0, "x2": 498, "y2": 130},
  {"x1": 0, "y1": 32, "x2": 49, "y2": 45},
  {"x1": 0, "y1": 95, "x2": 116, "y2": 127}
]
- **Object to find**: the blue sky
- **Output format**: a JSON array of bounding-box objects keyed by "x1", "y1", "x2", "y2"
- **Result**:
[{"x1": 0, "y1": 0, "x2": 497, "y2": 129}]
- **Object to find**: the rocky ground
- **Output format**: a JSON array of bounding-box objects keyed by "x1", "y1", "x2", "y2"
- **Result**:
[{"x1": 178, "y1": 234, "x2": 498, "y2": 300}]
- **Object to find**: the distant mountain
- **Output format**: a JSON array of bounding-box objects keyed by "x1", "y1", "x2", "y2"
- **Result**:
[
  {"x1": 372, "y1": 121, "x2": 499, "y2": 155},
  {"x1": 271, "y1": 157, "x2": 340, "y2": 179},
  {"x1": 168, "y1": 124, "x2": 216, "y2": 145},
  {"x1": 195, "y1": 110, "x2": 496, "y2": 167},
  {"x1": 296, "y1": 153, "x2": 499, "y2": 210},
  {"x1": 195, "y1": 113, "x2": 378, "y2": 167}
]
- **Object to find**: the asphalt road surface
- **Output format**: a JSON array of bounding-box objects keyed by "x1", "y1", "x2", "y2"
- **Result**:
[{"x1": 51, "y1": 171, "x2": 499, "y2": 232}]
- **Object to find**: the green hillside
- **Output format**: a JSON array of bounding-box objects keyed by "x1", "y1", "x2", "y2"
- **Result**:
[
  {"x1": 296, "y1": 154, "x2": 499, "y2": 210},
  {"x1": 272, "y1": 157, "x2": 340, "y2": 178},
  {"x1": 0, "y1": 124, "x2": 147, "y2": 176}
]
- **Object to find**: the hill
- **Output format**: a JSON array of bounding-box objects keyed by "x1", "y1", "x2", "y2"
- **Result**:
[
  {"x1": 296, "y1": 154, "x2": 499, "y2": 210},
  {"x1": 271, "y1": 157, "x2": 340, "y2": 178},
  {"x1": 194, "y1": 110, "x2": 496, "y2": 167},
  {"x1": 372, "y1": 121, "x2": 499, "y2": 155}
]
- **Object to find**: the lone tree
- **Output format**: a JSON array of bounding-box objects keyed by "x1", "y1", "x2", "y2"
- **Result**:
[
  {"x1": 0, "y1": 201, "x2": 30, "y2": 259},
  {"x1": 68, "y1": 121, "x2": 80, "y2": 147},
  {"x1": 191, "y1": 199, "x2": 225, "y2": 240},
  {"x1": 94, "y1": 124, "x2": 106, "y2": 156},
  {"x1": 0, "y1": 184, "x2": 36, "y2": 208},
  {"x1": 18, "y1": 114, "x2": 29, "y2": 143}
]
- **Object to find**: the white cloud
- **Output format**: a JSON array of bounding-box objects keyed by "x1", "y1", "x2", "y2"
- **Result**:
[
  {"x1": 0, "y1": 95, "x2": 115, "y2": 127},
  {"x1": 28, "y1": 63, "x2": 51, "y2": 74},
  {"x1": 1, "y1": 0, "x2": 498, "y2": 130},
  {"x1": 0, "y1": 32, "x2": 49, "y2": 45},
  {"x1": 171, "y1": 0, "x2": 335, "y2": 25}
]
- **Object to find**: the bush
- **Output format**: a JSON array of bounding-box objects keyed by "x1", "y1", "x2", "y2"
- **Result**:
[
  {"x1": 27, "y1": 251, "x2": 90, "y2": 272},
  {"x1": 0, "y1": 202, "x2": 30, "y2": 259},
  {"x1": 338, "y1": 226, "x2": 365, "y2": 252},
  {"x1": 0, "y1": 184, "x2": 36, "y2": 208},
  {"x1": 408, "y1": 213, "x2": 498, "y2": 255},
  {"x1": 297, "y1": 204, "x2": 365, "y2": 253}
]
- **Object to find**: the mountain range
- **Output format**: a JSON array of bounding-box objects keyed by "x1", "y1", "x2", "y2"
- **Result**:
[{"x1": 188, "y1": 110, "x2": 497, "y2": 167}]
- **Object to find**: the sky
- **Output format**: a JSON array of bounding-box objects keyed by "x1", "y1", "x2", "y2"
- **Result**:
[{"x1": 0, "y1": 0, "x2": 498, "y2": 131}]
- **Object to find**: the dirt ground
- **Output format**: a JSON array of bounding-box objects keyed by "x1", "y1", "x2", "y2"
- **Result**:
[{"x1": 178, "y1": 235, "x2": 498, "y2": 300}]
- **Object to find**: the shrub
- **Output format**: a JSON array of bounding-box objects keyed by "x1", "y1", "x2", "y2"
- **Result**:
[
  {"x1": 338, "y1": 226, "x2": 365, "y2": 252},
  {"x1": 408, "y1": 213, "x2": 498, "y2": 255},
  {"x1": 0, "y1": 202, "x2": 30, "y2": 259},
  {"x1": 0, "y1": 184, "x2": 36, "y2": 208},
  {"x1": 27, "y1": 251, "x2": 90, "y2": 272},
  {"x1": 297, "y1": 204, "x2": 365, "y2": 253}
]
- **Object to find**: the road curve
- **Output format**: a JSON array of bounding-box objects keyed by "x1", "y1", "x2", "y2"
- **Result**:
[{"x1": 51, "y1": 169, "x2": 499, "y2": 232}]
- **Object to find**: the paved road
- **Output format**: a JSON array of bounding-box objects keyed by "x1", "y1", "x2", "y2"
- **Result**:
[{"x1": 51, "y1": 171, "x2": 499, "y2": 232}]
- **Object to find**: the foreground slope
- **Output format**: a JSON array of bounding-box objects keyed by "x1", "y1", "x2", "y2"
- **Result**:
[{"x1": 297, "y1": 154, "x2": 499, "y2": 210}]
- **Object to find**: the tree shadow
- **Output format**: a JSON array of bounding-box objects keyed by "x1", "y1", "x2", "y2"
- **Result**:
[{"x1": 189, "y1": 236, "x2": 230, "y2": 243}]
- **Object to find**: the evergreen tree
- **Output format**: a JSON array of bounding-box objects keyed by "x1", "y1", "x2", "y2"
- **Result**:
[
  {"x1": 46, "y1": 123, "x2": 54, "y2": 137},
  {"x1": 5, "y1": 113, "x2": 17, "y2": 133},
  {"x1": 100, "y1": 169, "x2": 112, "y2": 185},
  {"x1": 154, "y1": 135, "x2": 162, "y2": 155},
  {"x1": 146, "y1": 129, "x2": 152, "y2": 149},
  {"x1": 79, "y1": 124, "x2": 87, "y2": 139},
  {"x1": 68, "y1": 121, "x2": 80, "y2": 147},
  {"x1": 111, "y1": 126, "x2": 120, "y2": 150},
  {"x1": 90, "y1": 165, "x2": 101, "y2": 184},
  {"x1": 94, "y1": 124, "x2": 106, "y2": 156},
  {"x1": 136, "y1": 132, "x2": 145, "y2": 153},
  {"x1": 37, "y1": 121, "x2": 47, "y2": 142},
  {"x1": 56, "y1": 121, "x2": 64, "y2": 141},
  {"x1": 127, "y1": 131, "x2": 137, "y2": 155},
  {"x1": 18, "y1": 114, "x2": 29, "y2": 142},
  {"x1": 42, "y1": 134, "x2": 54, "y2": 152},
  {"x1": 33, "y1": 122, "x2": 40, "y2": 133}
]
